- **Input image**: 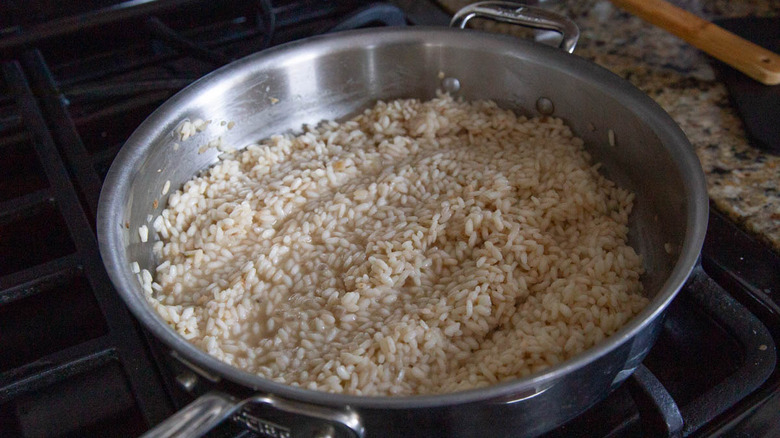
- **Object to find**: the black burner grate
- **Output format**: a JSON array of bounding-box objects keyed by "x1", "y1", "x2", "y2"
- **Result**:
[{"x1": 0, "y1": 60, "x2": 172, "y2": 436}]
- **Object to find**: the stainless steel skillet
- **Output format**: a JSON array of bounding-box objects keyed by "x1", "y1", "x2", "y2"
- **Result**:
[{"x1": 97, "y1": 3, "x2": 710, "y2": 437}]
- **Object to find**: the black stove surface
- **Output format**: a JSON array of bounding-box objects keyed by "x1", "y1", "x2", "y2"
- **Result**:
[{"x1": 0, "y1": 1, "x2": 778, "y2": 437}]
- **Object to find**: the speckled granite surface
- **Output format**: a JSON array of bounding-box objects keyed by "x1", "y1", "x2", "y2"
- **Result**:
[{"x1": 438, "y1": 0, "x2": 780, "y2": 252}]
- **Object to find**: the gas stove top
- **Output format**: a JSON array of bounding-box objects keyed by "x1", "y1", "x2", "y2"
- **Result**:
[{"x1": 0, "y1": 1, "x2": 778, "y2": 437}]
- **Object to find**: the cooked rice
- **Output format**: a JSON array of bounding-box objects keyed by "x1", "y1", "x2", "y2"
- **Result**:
[{"x1": 145, "y1": 95, "x2": 647, "y2": 395}]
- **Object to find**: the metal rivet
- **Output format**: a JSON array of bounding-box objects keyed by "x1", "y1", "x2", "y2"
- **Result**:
[
  {"x1": 442, "y1": 77, "x2": 460, "y2": 93},
  {"x1": 535, "y1": 97, "x2": 554, "y2": 115},
  {"x1": 175, "y1": 371, "x2": 198, "y2": 392}
]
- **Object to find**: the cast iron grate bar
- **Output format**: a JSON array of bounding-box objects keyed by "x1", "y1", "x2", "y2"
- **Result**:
[
  {"x1": 70, "y1": 90, "x2": 177, "y2": 123},
  {"x1": 0, "y1": 188, "x2": 52, "y2": 223},
  {"x1": 655, "y1": 267, "x2": 775, "y2": 436},
  {"x1": 20, "y1": 51, "x2": 103, "y2": 224},
  {"x1": 0, "y1": 337, "x2": 114, "y2": 397},
  {"x1": 326, "y1": 3, "x2": 408, "y2": 33},
  {"x1": 8, "y1": 0, "x2": 363, "y2": 90},
  {"x1": 677, "y1": 269, "x2": 776, "y2": 435},
  {"x1": 143, "y1": 0, "x2": 274, "y2": 66},
  {"x1": 6, "y1": 357, "x2": 150, "y2": 438},
  {"x1": 1, "y1": 60, "x2": 173, "y2": 428},
  {"x1": 0, "y1": 253, "x2": 80, "y2": 304},
  {"x1": 385, "y1": 0, "x2": 452, "y2": 26},
  {"x1": 56, "y1": 51, "x2": 205, "y2": 91},
  {"x1": 1, "y1": 0, "x2": 345, "y2": 54},
  {"x1": 64, "y1": 78, "x2": 198, "y2": 99},
  {"x1": 696, "y1": 208, "x2": 780, "y2": 437},
  {"x1": 0, "y1": 347, "x2": 116, "y2": 404},
  {"x1": 0, "y1": 0, "x2": 209, "y2": 54},
  {"x1": 627, "y1": 366, "x2": 684, "y2": 438},
  {"x1": 146, "y1": 16, "x2": 235, "y2": 67}
]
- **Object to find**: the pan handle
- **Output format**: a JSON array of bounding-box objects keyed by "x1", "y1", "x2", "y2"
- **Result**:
[
  {"x1": 141, "y1": 391, "x2": 240, "y2": 438},
  {"x1": 450, "y1": 1, "x2": 580, "y2": 53},
  {"x1": 141, "y1": 390, "x2": 365, "y2": 438}
]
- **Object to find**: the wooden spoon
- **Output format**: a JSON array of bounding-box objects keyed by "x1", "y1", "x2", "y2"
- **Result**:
[{"x1": 611, "y1": 0, "x2": 780, "y2": 85}]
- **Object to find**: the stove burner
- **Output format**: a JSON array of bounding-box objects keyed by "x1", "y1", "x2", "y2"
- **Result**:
[{"x1": 0, "y1": 1, "x2": 778, "y2": 437}]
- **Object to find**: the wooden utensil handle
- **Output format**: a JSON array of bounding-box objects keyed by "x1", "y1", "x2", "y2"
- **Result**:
[{"x1": 611, "y1": 0, "x2": 780, "y2": 85}]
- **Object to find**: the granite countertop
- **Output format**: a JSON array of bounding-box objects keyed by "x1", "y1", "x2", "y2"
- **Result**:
[{"x1": 437, "y1": 0, "x2": 780, "y2": 253}]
